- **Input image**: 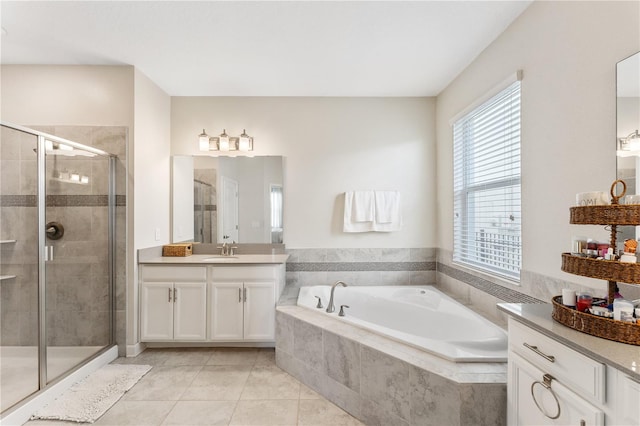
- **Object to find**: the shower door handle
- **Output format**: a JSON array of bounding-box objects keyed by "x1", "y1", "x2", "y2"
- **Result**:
[{"x1": 44, "y1": 246, "x2": 54, "y2": 261}]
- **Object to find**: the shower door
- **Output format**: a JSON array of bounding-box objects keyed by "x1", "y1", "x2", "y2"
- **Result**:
[
  {"x1": 0, "y1": 123, "x2": 116, "y2": 414},
  {"x1": 0, "y1": 126, "x2": 40, "y2": 412},
  {"x1": 44, "y1": 137, "x2": 114, "y2": 384}
]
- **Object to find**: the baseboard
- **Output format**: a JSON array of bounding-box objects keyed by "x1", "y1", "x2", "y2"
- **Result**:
[{"x1": 125, "y1": 342, "x2": 146, "y2": 358}]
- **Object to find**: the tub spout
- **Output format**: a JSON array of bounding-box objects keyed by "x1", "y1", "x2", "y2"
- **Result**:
[{"x1": 326, "y1": 281, "x2": 348, "y2": 313}]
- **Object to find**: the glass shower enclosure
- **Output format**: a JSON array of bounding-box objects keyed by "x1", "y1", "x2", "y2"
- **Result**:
[{"x1": 0, "y1": 123, "x2": 116, "y2": 414}]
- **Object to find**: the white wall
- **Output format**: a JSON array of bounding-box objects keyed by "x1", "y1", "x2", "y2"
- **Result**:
[
  {"x1": 131, "y1": 69, "x2": 171, "y2": 347},
  {"x1": 134, "y1": 68, "x2": 172, "y2": 248},
  {"x1": 436, "y1": 1, "x2": 640, "y2": 287},
  {"x1": 1, "y1": 65, "x2": 134, "y2": 127},
  {"x1": 171, "y1": 97, "x2": 437, "y2": 249}
]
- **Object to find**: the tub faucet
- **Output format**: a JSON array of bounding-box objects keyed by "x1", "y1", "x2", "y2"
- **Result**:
[{"x1": 326, "y1": 281, "x2": 348, "y2": 313}]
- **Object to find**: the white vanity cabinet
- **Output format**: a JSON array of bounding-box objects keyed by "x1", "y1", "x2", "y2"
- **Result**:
[
  {"x1": 209, "y1": 266, "x2": 278, "y2": 341},
  {"x1": 507, "y1": 317, "x2": 640, "y2": 426},
  {"x1": 140, "y1": 266, "x2": 207, "y2": 341},
  {"x1": 139, "y1": 260, "x2": 285, "y2": 344}
]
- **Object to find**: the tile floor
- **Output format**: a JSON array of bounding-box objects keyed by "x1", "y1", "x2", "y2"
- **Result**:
[{"x1": 24, "y1": 348, "x2": 364, "y2": 426}]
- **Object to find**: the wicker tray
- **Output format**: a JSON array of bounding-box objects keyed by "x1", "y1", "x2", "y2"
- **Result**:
[
  {"x1": 561, "y1": 253, "x2": 640, "y2": 284},
  {"x1": 570, "y1": 205, "x2": 640, "y2": 225},
  {"x1": 162, "y1": 243, "x2": 193, "y2": 257},
  {"x1": 551, "y1": 296, "x2": 640, "y2": 345}
]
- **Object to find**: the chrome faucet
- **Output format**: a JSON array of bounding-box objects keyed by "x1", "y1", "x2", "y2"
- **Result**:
[
  {"x1": 217, "y1": 242, "x2": 229, "y2": 256},
  {"x1": 326, "y1": 281, "x2": 347, "y2": 313},
  {"x1": 217, "y1": 240, "x2": 238, "y2": 256}
]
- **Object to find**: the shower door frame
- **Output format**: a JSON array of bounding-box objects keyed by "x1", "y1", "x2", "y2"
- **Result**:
[{"x1": 1, "y1": 122, "x2": 117, "y2": 400}]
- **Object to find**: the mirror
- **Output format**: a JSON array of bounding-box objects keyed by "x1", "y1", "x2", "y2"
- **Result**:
[
  {"x1": 172, "y1": 155, "x2": 284, "y2": 244},
  {"x1": 616, "y1": 51, "x2": 640, "y2": 242},
  {"x1": 616, "y1": 52, "x2": 640, "y2": 188}
]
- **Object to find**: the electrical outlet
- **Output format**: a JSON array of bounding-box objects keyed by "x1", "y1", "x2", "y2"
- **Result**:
[{"x1": 155, "y1": 228, "x2": 160, "y2": 241}]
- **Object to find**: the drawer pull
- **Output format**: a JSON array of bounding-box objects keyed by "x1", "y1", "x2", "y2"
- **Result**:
[
  {"x1": 531, "y1": 373, "x2": 561, "y2": 420},
  {"x1": 168, "y1": 288, "x2": 172, "y2": 302},
  {"x1": 239, "y1": 288, "x2": 242, "y2": 303},
  {"x1": 523, "y1": 343, "x2": 555, "y2": 363}
]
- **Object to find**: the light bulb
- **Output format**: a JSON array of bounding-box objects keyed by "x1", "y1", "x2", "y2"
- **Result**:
[
  {"x1": 198, "y1": 129, "x2": 210, "y2": 151},
  {"x1": 238, "y1": 129, "x2": 253, "y2": 151}
]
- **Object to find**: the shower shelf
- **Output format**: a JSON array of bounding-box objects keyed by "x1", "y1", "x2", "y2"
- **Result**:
[
  {"x1": 0, "y1": 275, "x2": 17, "y2": 281},
  {"x1": 51, "y1": 177, "x2": 88, "y2": 185},
  {"x1": 0, "y1": 240, "x2": 17, "y2": 244}
]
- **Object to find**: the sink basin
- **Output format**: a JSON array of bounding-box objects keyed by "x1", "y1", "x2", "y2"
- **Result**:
[{"x1": 201, "y1": 256, "x2": 239, "y2": 261}]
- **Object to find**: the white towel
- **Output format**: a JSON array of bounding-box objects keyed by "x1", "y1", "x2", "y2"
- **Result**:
[
  {"x1": 343, "y1": 190, "x2": 402, "y2": 232},
  {"x1": 351, "y1": 190, "x2": 375, "y2": 222},
  {"x1": 343, "y1": 191, "x2": 375, "y2": 232},
  {"x1": 373, "y1": 191, "x2": 401, "y2": 231}
]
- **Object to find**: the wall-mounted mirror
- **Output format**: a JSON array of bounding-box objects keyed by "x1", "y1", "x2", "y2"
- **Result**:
[
  {"x1": 172, "y1": 155, "x2": 284, "y2": 244},
  {"x1": 616, "y1": 52, "x2": 640, "y2": 186},
  {"x1": 616, "y1": 51, "x2": 640, "y2": 243}
]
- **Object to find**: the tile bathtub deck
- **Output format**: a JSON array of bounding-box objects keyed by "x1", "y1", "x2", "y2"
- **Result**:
[{"x1": 24, "y1": 348, "x2": 363, "y2": 426}]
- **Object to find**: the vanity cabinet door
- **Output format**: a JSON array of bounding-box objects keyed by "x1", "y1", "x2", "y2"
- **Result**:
[
  {"x1": 141, "y1": 282, "x2": 174, "y2": 341},
  {"x1": 243, "y1": 281, "x2": 276, "y2": 341},
  {"x1": 173, "y1": 282, "x2": 207, "y2": 341},
  {"x1": 210, "y1": 281, "x2": 244, "y2": 340},
  {"x1": 617, "y1": 373, "x2": 640, "y2": 425},
  {"x1": 509, "y1": 352, "x2": 604, "y2": 426}
]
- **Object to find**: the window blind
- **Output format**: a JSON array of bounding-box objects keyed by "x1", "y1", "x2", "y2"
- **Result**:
[{"x1": 453, "y1": 80, "x2": 521, "y2": 280}]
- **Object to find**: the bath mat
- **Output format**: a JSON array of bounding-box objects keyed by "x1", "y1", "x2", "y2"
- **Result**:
[{"x1": 31, "y1": 364, "x2": 152, "y2": 423}]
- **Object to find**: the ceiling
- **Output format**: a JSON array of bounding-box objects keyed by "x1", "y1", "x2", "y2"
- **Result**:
[{"x1": 1, "y1": 1, "x2": 532, "y2": 97}]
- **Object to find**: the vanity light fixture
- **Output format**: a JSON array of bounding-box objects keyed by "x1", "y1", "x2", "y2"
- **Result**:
[
  {"x1": 617, "y1": 130, "x2": 640, "y2": 157},
  {"x1": 198, "y1": 128, "x2": 254, "y2": 152}
]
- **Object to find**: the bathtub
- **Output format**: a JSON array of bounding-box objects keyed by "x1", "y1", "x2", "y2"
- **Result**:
[{"x1": 297, "y1": 285, "x2": 507, "y2": 362}]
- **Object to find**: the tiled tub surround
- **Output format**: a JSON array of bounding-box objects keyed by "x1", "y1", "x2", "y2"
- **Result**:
[
  {"x1": 276, "y1": 306, "x2": 507, "y2": 426},
  {"x1": 436, "y1": 248, "x2": 640, "y2": 325},
  {"x1": 282, "y1": 248, "x2": 437, "y2": 304}
]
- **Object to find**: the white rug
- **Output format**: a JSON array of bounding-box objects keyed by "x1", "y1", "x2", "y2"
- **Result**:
[{"x1": 31, "y1": 364, "x2": 152, "y2": 423}]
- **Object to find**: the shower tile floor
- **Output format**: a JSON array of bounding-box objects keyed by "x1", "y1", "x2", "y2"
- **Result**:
[
  {"x1": 23, "y1": 347, "x2": 363, "y2": 426},
  {"x1": 1, "y1": 346, "x2": 104, "y2": 412}
]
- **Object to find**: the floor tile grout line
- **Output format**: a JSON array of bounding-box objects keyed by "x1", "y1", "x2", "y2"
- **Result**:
[{"x1": 156, "y1": 399, "x2": 178, "y2": 426}]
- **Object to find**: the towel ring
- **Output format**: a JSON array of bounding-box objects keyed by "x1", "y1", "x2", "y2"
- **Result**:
[{"x1": 530, "y1": 373, "x2": 561, "y2": 420}]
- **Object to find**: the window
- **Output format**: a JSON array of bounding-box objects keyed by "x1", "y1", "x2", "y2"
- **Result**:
[
  {"x1": 453, "y1": 78, "x2": 521, "y2": 280},
  {"x1": 270, "y1": 184, "x2": 283, "y2": 243}
]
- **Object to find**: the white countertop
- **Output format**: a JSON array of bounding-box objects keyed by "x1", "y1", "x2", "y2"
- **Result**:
[
  {"x1": 140, "y1": 254, "x2": 289, "y2": 265},
  {"x1": 498, "y1": 303, "x2": 640, "y2": 380}
]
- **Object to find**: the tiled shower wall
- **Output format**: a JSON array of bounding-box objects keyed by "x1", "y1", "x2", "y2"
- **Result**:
[
  {"x1": 0, "y1": 127, "x2": 39, "y2": 346},
  {"x1": 194, "y1": 168, "x2": 216, "y2": 244},
  {"x1": 0, "y1": 125, "x2": 127, "y2": 350}
]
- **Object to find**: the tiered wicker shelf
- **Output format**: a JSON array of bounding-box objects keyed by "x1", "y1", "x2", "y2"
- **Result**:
[
  {"x1": 561, "y1": 253, "x2": 640, "y2": 283},
  {"x1": 555, "y1": 181, "x2": 640, "y2": 345}
]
